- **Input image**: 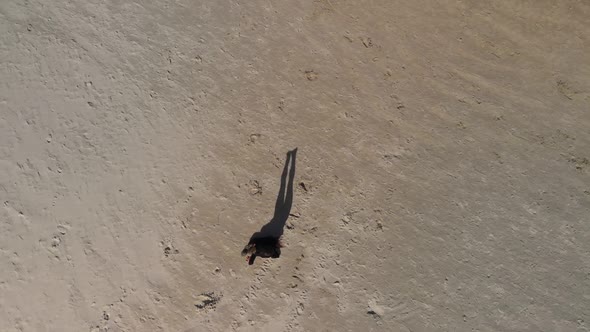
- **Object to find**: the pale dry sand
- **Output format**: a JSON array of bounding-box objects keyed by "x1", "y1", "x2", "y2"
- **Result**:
[{"x1": 1, "y1": 1, "x2": 589, "y2": 331}]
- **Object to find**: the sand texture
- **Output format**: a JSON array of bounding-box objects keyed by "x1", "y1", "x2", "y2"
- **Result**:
[{"x1": 1, "y1": 0, "x2": 589, "y2": 331}]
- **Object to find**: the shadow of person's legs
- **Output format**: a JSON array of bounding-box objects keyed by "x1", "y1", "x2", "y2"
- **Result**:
[
  {"x1": 280, "y1": 148, "x2": 296, "y2": 223},
  {"x1": 273, "y1": 151, "x2": 291, "y2": 221}
]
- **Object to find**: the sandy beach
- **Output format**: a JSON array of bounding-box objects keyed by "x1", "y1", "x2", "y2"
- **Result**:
[{"x1": 1, "y1": 1, "x2": 589, "y2": 331}]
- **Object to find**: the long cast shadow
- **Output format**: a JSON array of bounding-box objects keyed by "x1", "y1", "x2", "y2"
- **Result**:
[{"x1": 242, "y1": 148, "x2": 297, "y2": 265}]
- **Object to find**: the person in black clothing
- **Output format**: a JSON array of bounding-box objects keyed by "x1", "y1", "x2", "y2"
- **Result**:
[
  {"x1": 241, "y1": 236, "x2": 283, "y2": 264},
  {"x1": 242, "y1": 148, "x2": 296, "y2": 265}
]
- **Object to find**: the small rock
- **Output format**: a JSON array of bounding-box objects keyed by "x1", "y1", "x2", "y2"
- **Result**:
[
  {"x1": 367, "y1": 309, "x2": 379, "y2": 317},
  {"x1": 249, "y1": 134, "x2": 261, "y2": 144},
  {"x1": 367, "y1": 300, "x2": 384, "y2": 317}
]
